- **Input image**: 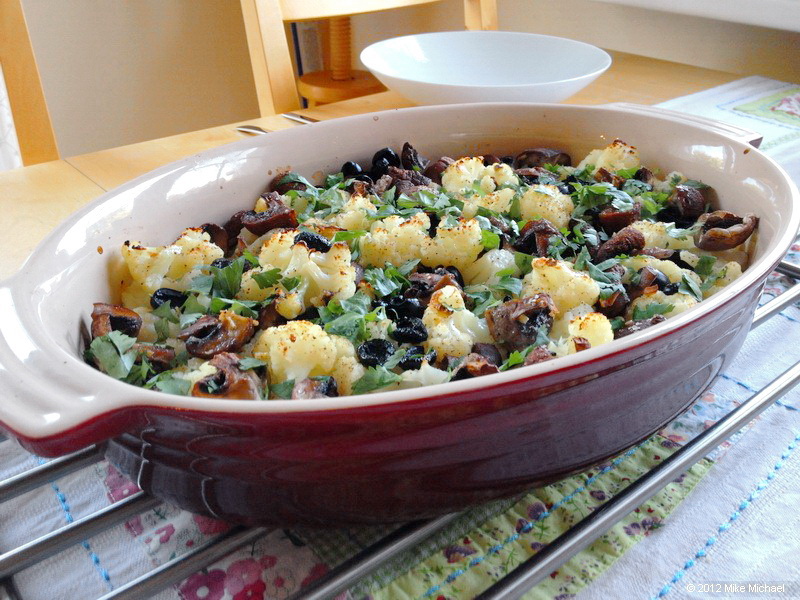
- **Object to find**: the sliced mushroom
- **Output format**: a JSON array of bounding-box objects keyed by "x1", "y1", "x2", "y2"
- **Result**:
[
  {"x1": 385, "y1": 166, "x2": 436, "y2": 196},
  {"x1": 191, "y1": 352, "x2": 262, "y2": 400},
  {"x1": 178, "y1": 310, "x2": 257, "y2": 359},
  {"x1": 694, "y1": 210, "x2": 758, "y2": 251},
  {"x1": 597, "y1": 290, "x2": 629, "y2": 318},
  {"x1": 133, "y1": 343, "x2": 175, "y2": 372},
  {"x1": 512, "y1": 218, "x2": 559, "y2": 257},
  {"x1": 641, "y1": 247, "x2": 674, "y2": 260},
  {"x1": 450, "y1": 353, "x2": 500, "y2": 380},
  {"x1": 594, "y1": 167, "x2": 625, "y2": 188},
  {"x1": 470, "y1": 343, "x2": 503, "y2": 366},
  {"x1": 514, "y1": 166, "x2": 557, "y2": 185},
  {"x1": 594, "y1": 226, "x2": 645, "y2": 262},
  {"x1": 614, "y1": 314, "x2": 667, "y2": 339},
  {"x1": 291, "y1": 376, "x2": 339, "y2": 399},
  {"x1": 485, "y1": 294, "x2": 557, "y2": 352},
  {"x1": 405, "y1": 270, "x2": 464, "y2": 305},
  {"x1": 223, "y1": 191, "x2": 298, "y2": 243},
  {"x1": 257, "y1": 302, "x2": 285, "y2": 330},
  {"x1": 667, "y1": 185, "x2": 706, "y2": 223},
  {"x1": 513, "y1": 148, "x2": 571, "y2": 169},
  {"x1": 523, "y1": 345, "x2": 555, "y2": 366},
  {"x1": 269, "y1": 171, "x2": 307, "y2": 195},
  {"x1": 422, "y1": 156, "x2": 454, "y2": 185},
  {"x1": 400, "y1": 142, "x2": 429, "y2": 171},
  {"x1": 91, "y1": 303, "x2": 142, "y2": 338},
  {"x1": 200, "y1": 223, "x2": 229, "y2": 251},
  {"x1": 572, "y1": 337, "x2": 592, "y2": 352},
  {"x1": 598, "y1": 202, "x2": 642, "y2": 234}
]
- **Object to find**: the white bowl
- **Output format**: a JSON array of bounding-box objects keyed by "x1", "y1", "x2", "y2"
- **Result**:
[{"x1": 360, "y1": 31, "x2": 612, "y2": 105}]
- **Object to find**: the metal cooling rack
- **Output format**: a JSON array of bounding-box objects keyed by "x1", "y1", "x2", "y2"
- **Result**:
[{"x1": 1, "y1": 260, "x2": 799, "y2": 600}]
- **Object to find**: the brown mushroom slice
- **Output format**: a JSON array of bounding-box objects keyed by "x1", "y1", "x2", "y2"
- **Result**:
[
  {"x1": 614, "y1": 314, "x2": 667, "y2": 339},
  {"x1": 386, "y1": 166, "x2": 436, "y2": 196},
  {"x1": 597, "y1": 290, "x2": 629, "y2": 318},
  {"x1": 178, "y1": 310, "x2": 257, "y2": 359},
  {"x1": 667, "y1": 185, "x2": 706, "y2": 223},
  {"x1": 513, "y1": 148, "x2": 571, "y2": 169},
  {"x1": 470, "y1": 343, "x2": 503, "y2": 366},
  {"x1": 191, "y1": 352, "x2": 262, "y2": 400},
  {"x1": 133, "y1": 343, "x2": 175, "y2": 372},
  {"x1": 422, "y1": 156, "x2": 454, "y2": 185},
  {"x1": 641, "y1": 247, "x2": 674, "y2": 260},
  {"x1": 405, "y1": 271, "x2": 463, "y2": 305},
  {"x1": 223, "y1": 191, "x2": 298, "y2": 242},
  {"x1": 91, "y1": 303, "x2": 143, "y2": 338},
  {"x1": 694, "y1": 210, "x2": 759, "y2": 251},
  {"x1": 572, "y1": 337, "x2": 592, "y2": 352},
  {"x1": 598, "y1": 202, "x2": 642, "y2": 234},
  {"x1": 523, "y1": 345, "x2": 555, "y2": 366},
  {"x1": 512, "y1": 218, "x2": 559, "y2": 257},
  {"x1": 199, "y1": 223, "x2": 229, "y2": 251},
  {"x1": 291, "y1": 376, "x2": 339, "y2": 399},
  {"x1": 594, "y1": 226, "x2": 646, "y2": 262},
  {"x1": 450, "y1": 353, "x2": 500, "y2": 380},
  {"x1": 400, "y1": 142, "x2": 429, "y2": 171},
  {"x1": 485, "y1": 294, "x2": 557, "y2": 352}
]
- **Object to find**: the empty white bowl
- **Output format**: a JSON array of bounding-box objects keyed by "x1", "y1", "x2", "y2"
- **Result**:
[{"x1": 360, "y1": 31, "x2": 612, "y2": 105}]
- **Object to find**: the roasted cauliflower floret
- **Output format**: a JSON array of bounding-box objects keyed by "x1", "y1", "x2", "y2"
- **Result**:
[
  {"x1": 330, "y1": 193, "x2": 377, "y2": 231},
  {"x1": 577, "y1": 139, "x2": 640, "y2": 175},
  {"x1": 121, "y1": 228, "x2": 224, "y2": 308},
  {"x1": 620, "y1": 255, "x2": 690, "y2": 284},
  {"x1": 422, "y1": 285, "x2": 492, "y2": 358},
  {"x1": 522, "y1": 257, "x2": 600, "y2": 313},
  {"x1": 360, "y1": 212, "x2": 431, "y2": 268},
  {"x1": 518, "y1": 185, "x2": 574, "y2": 230},
  {"x1": 629, "y1": 220, "x2": 696, "y2": 251},
  {"x1": 257, "y1": 229, "x2": 356, "y2": 319},
  {"x1": 627, "y1": 290, "x2": 697, "y2": 321},
  {"x1": 252, "y1": 321, "x2": 362, "y2": 392},
  {"x1": 441, "y1": 157, "x2": 518, "y2": 195},
  {"x1": 464, "y1": 249, "x2": 519, "y2": 285},
  {"x1": 461, "y1": 188, "x2": 515, "y2": 218},
  {"x1": 551, "y1": 305, "x2": 613, "y2": 350},
  {"x1": 422, "y1": 217, "x2": 484, "y2": 272}
]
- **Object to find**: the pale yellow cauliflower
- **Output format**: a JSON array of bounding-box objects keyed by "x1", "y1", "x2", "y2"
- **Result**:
[
  {"x1": 464, "y1": 249, "x2": 519, "y2": 285},
  {"x1": 360, "y1": 212, "x2": 431, "y2": 268},
  {"x1": 252, "y1": 321, "x2": 364, "y2": 393},
  {"x1": 577, "y1": 139, "x2": 640, "y2": 174},
  {"x1": 518, "y1": 185, "x2": 574, "y2": 229},
  {"x1": 441, "y1": 157, "x2": 518, "y2": 195},
  {"x1": 550, "y1": 305, "x2": 614, "y2": 352},
  {"x1": 121, "y1": 227, "x2": 224, "y2": 308},
  {"x1": 422, "y1": 285, "x2": 492, "y2": 358},
  {"x1": 522, "y1": 257, "x2": 600, "y2": 313},
  {"x1": 629, "y1": 220, "x2": 697, "y2": 251},
  {"x1": 461, "y1": 188, "x2": 515, "y2": 218},
  {"x1": 329, "y1": 193, "x2": 377, "y2": 231},
  {"x1": 627, "y1": 290, "x2": 697, "y2": 321},
  {"x1": 422, "y1": 218, "x2": 484, "y2": 272},
  {"x1": 256, "y1": 229, "x2": 356, "y2": 319}
]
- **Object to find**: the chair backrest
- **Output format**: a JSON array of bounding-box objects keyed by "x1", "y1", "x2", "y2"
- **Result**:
[
  {"x1": 0, "y1": 0, "x2": 58, "y2": 165},
  {"x1": 241, "y1": 0, "x2": 498, "y2": 115}
]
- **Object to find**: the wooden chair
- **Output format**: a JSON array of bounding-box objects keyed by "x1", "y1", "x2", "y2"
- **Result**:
[
  {"x1": 241, "y1": 0, "x2": 498, "y2": 115},
  {"x1": 0, "y1": 0, "x2": 58, "y2": 165}
]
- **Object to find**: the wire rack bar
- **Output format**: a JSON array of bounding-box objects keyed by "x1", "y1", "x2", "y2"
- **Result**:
[
  {"x1": 95, "y1": 527, "x2": 269, "y2": 600},
  {"x1": 475, "y1": 358, "x2": 800, "y2": 599},
  {"x1": 288, "y1": 513, "x2": 461, "y2": 600},
  {"x1": 0, "y1": 446, "x2": 102, "y2": 504},
  {"x1": 0, "y1": 492, "x2": 160, "y2": 579}
]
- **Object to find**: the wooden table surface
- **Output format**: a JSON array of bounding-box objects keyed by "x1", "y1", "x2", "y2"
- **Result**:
[{"x1": 0, "y1": 50, "x2": 741, "y2": 280}]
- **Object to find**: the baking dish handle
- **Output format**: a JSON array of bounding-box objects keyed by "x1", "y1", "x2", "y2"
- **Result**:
[
  {"x1": 0, "y1": 276, "x2": 138, "y2": 456},
  {"x1": 604, "y1": 102, "x2": 764, "y2": 148}
]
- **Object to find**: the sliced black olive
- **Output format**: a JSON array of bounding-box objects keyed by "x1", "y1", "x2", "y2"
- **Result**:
[
  {"x1": 357, "y1": 339, "x2": 396, "y2": 367},
  {"x1": 292, "y1": 376, "x2": 339, "y2": 399},
  {"x1": 513, "y1": 148, "x2": 571, "y2": 169},
  {"x1": 450, "y1": 353, "x2": 500, "y2": 380},
  {"x1": 373, "y1": 147, "x2": 401, "y2": 169},
  {"x1": 662, "y1": 282, "x2": 680, "y2": 295},
  {"x1": 211, "y1": 258, "x2": 233, "y2": 269},
  {"x1": 371, "y1": 156, "x2": 391, "y2": 180},
  {"x1": 398, "y1": 345, "x2": 435, "y2": 370},
  {"x1": 391, "y1": 317, "x2": 428, "y2": 343},
  {"x1": 637, "y1": 267, "x2": 670, "y2": 291},
  {"x1": 150, "y1": 288, "x2": 188, "y2": 309},
  {"x1": 384, "y1": 296, "x2": 425, "y2": 320},
  {"x1": 500, "y1": 155, "x2": 514, "y2": 165},
  {"x1": 294, "y1": 230, "x2": 332, "y2": 253},
  {"x1": 341, "y1": 161, "x2": 363, "y2": 178}
]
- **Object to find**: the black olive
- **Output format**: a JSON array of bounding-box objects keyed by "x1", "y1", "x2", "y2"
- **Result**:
[
  {"x1": 391, "y1": 317, "x2": 428, "y2": 343},
  {"x1": 357, "y1": 339, "x2": 396, "y2": 367},
  {"x1": 385, "y1": 297, "x2": 425, "y2": 320},
  {"x1": 341, "y1": 161, "x2": 363, "y2": 178},
  {"x1": 150, "y1": 288, "x2": 188, "y2": 309},
  {"x1": 344, "y1": 173, "x2": 374, "y2": 193},
  {"x1": 371, "y1": 156, "x2": 391, "y2": 179},
  {"x1": 373, "y1": 147, "x2": 401, "y2": 169},
  {"x1": 637, "y1": 267, "x2": 671, "y2": 291},
  {"x1": 294, "y1": 230, "x2": 332, "y2": 253},
  {"x1": 501, "y1": 155, "x2": 514, "y2": 165},
  {"x1": 398, "y1": 345, "x2": 436, "y2": 370},
  {"x1": 438, "y1": 266, "x2": 464, "y2": 288},
  {"x1": 662, "y1": 282, "x2": 680, "y2": 295},
  {"x1": 558, "y1": 184, "x2": 570, "y2": 195},
  {"x1": 211, "y1": 258, "x2": 233, "y2": 269}
]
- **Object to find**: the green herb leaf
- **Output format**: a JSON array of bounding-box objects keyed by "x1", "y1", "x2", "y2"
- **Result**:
[
  {"x1": 694, "y1": 255, "x2": 717, "y2": 277},
  {"x1": 480, "y1": 229, "x2": 501, "y2": 250},
  {"x1": 270, "y1": 379, "x2": 295, "y2": 399},
  {"x1": 682, "y1": 179, "x2": 710, "y2": 190},
  {"x1": 238, "y1": 357, "x2": 266, "y2": 370},
  {"x1": 679, "y1": 273, "x2": 703, "y2": 301},
  {"x1": 252, "y1": 268, "x2": 283, "y2": 289},
  {"x1": 332, "y1": 230, "x2": 367, "y2": 242},
  {"x1": 632, "y1": 302, "x2": 674, "y2": 320},
  {"x1": 700, "y1": 266, "x2": 728, "y2": 291},
  {"x1": 88, "y1": 331, "x2": 138, "y2": 379},
  {"x1": 352, "y1": 366, "x2": 402, "y2": 395},
  {"x1": 609, "y1": 316, "x2": 626, "y2": 331},
  {"x1": 148, "y1": 372, "x2": 191, "y2": 396},
  {"x1": 281, "y1": 276, "x2": 302, "y2": 292},
  {"x1": 491, "y1": 274, "x2": 523, "y2": 298},
  {"x1": 324, "y1": 312, "x2": 367, "y2": 344}
]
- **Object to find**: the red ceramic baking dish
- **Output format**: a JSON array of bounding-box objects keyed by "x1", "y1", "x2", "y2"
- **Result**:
[{"x1": 0, "y1": 104, "x2": 797, "y2": 526}]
